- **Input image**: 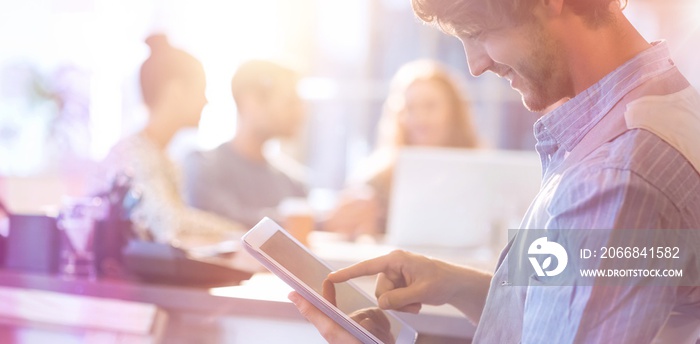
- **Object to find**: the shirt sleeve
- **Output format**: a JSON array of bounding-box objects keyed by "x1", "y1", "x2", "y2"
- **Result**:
[{"x1": 522, "y1": 166, "x2": 687, "y2": 343}]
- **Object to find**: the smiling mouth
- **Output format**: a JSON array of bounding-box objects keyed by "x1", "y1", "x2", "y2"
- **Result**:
[
  {"x1": 503, "y1": 70, "x2": 514, "y2": 82},
  {"x1": 492, "y1": 68, "x2": 520, "y2": 89},
  {"x1": 494, "y1": 68, "x2": 513, "y2": 82},
  {"x1": 498, "y1": 71, "x2": 515, "y2": 89}
]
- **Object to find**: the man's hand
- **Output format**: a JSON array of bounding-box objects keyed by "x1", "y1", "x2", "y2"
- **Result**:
[
  {"x1": 289, "y1": 250, "x2": 494, "y2": 343},
  {"x1": 328, "y1": 250, "x2": 492, "y2": 322},
  {"x1": 289, "y1": 291, "x2": 395, "y2": 343},
  {"x1": 288, "y1": 291, "x2": 361, "y2": 344},
  {"x1": 348, "y1": 307, "x2": 395, "y2": 343}
]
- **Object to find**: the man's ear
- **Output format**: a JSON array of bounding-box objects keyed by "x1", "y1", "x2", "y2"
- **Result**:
[
  {"x1": 239, "y1": 92, "x2": 264, "y2": 113},
  {"x1": 236, "y1": 92, "x2": 264, "y2": 117}
]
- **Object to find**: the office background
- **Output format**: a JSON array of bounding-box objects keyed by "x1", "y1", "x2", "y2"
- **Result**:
[{"x1": 0, "y1": 0, "x2": 698, "y2": 191}]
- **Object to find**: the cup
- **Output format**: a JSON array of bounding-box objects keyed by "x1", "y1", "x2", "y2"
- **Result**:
[
  {"x1": 57, "y1": 196, "x2": 108, "y2": 280},
  {"x1": 4, "y1": 214, "x2": 60, "y2": 273},
  {"x1": 278, "y1": 197, "x2": 314, "y2": 246}
]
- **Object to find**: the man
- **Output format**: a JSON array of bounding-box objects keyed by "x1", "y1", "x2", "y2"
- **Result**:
[
  {"x1": 290, "y1": 0, "x2": 700, "y2": 342},
  {"x1": 183, "y1": 60, "x2": 307, "y2": 229}
]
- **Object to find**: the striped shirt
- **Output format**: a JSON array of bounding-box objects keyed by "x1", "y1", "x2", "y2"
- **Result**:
[{"x1": 473, "y1": 42, "x2": 700, "y2": 343}]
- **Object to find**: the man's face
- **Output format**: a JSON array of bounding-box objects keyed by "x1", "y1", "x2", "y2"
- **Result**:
[
  {"x1": 263, "y1": 84, "x2": 305, "y2": 138},
  {"x1": 245, "y1": 82, "x2": 304, "y2": 139},
  {"x1": 458, "y1": 19, "x2": 571, "y2": 112}
]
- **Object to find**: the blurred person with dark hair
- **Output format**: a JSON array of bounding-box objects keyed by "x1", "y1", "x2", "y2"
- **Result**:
[
  {"x1": 182, "y1": 60, "x2": 307, "y2": 229},
  {"x1": 324, "y1": 59, "x2": 480, "y2": 237},
  {"x1": 290, "y1": 0, "x2": 700, "y2": 343},
  {"x1": 101, "y1": 34, "x2": 244, "y2": 244}
]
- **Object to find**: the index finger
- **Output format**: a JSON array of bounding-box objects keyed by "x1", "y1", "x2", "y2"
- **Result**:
[{"x1": 328, "y1": 253, "x2": 397, "y2": 283}]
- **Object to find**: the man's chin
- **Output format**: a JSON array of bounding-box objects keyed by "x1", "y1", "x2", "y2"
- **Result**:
[
  {"x1": 520, "y1": 92, "x2": 563, "y2": 114},
  {"x1": 520, "y1": 96, "x2": 547, "y2": 113},
  {"x1": 541, "y1": 98, "x2": 570, "y2": 114}
]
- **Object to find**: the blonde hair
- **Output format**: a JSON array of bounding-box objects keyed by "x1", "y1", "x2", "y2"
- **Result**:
[
  {"x1": 376, "y1": 59, "x2": 479, "y2": 151},
  {"x1": 355, "y1": 60, "x2": 479, "y2": 191}
]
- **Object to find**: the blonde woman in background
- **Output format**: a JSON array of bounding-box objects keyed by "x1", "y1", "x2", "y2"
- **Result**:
[{"x1": 324, "y1": 59, "x2": 480, "y2": 237}]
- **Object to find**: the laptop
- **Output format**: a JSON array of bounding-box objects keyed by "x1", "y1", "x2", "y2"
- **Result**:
[{"x1": 385, "y1": 147, "x2": 541, "y2": 249}]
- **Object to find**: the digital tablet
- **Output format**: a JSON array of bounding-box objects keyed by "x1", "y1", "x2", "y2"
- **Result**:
[{"x1": 242, "y1": 217, "x2": 418, "y2": 344}]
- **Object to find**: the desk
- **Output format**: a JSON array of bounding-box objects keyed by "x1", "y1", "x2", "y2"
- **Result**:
[
  {"x1": 0, "y1": 268, "x2": 474, "y2": 343},
  {"x1": 0, "y1": 269, "x2": 323, "y2": 343},
  {"x1": 0, "y1": 231, "x2": 492, "y2": 343}
]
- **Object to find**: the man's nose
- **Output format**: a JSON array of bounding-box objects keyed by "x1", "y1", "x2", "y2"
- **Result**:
[{"x1": 462, "y1": 39, "x2": 492, "y2": 77}]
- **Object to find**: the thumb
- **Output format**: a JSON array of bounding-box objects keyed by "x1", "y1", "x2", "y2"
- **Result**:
[
  {"x1": 289, "y1": 292, "x2": 335, "y2": 334},
  {"x1": 288, "y1": 292, "x2": 361, "y2": 344},
  {"x1": 289, "y1": 292, "x2": 322, "y2": 321}
]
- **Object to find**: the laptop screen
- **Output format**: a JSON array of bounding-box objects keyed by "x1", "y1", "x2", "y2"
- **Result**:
[{"x1": 386, "y1": 147, "x2": 541, "y2": 250}]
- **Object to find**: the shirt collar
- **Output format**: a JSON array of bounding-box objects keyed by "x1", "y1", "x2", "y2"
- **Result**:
[{"x1": 533, "y1": 41, "x2": 676, "y2": 156}]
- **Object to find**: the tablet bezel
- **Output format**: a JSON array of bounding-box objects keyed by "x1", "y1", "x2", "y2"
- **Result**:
[{"x1": 242, "y1": 217, "x2": 418, "y2": 344}]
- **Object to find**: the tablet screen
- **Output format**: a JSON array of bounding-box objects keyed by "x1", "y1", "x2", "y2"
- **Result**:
[{"x1": 260, "y1": 231, "x2": 404, "y2": 343}]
